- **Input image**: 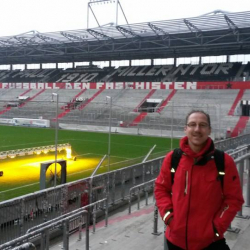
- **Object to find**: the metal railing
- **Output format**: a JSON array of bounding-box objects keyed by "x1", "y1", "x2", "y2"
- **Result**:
[
  {"x1": 12, "y1": 243, "x2": 36, "y2": 250},
  {"x1": 0, "y1": 210, "x2": 88, "y2": 250},
  {"x1": 215, "y1": 134, "x2": 250, "y2": 152},
  {"x1": 128, "y1": 179, "x2": 156, "y2": 214},
  {"x1": 235, "y1": 154, "x2": 250, "y2": 209},
  {"x1": 26, "y1": 198, "x2": 107, "y2": 235},
  {"x1": 0, "y1": 157, "x2": 163, "y2": 245}
]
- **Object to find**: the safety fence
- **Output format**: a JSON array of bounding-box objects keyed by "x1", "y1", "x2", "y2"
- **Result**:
[
  {"x1": 128, "y1": 179, "x2": 156, "y2": 214},
  {"x1": 0, "y1": 156, "x2": 163, "y2": 245},
  {"x1": 12, "y1": 243, "x2": 36, "y2": 250},
  {"x1": 0, "y1": 209, "x2": 88, "y2": 250},
  {"x1": 215, "y1": 133, "x2": 250, "y2": 152},
  {"x1": 0, "y1": 99, "x2": 239, "y2": 140}
]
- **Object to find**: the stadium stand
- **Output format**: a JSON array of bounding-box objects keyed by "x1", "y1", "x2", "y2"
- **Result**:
[
  {"x1": 0, "y1": 69, "x2": 60, "y2": 83},
  {"x1": 0, "y1": 78, "x2": 249, "y2": 138},
  {"x1": 228, "y1": 89, "x2": 245, "y2": 115},
  {"x1": 95, "y1": 62, "x2": 248, "y2": 82},
  {"x1": 0, "y1": 62, "x2": 250, "y2": 83}
]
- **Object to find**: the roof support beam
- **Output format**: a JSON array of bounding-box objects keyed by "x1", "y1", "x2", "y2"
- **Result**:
[
  {"x1": 116, "y1": 26, "x2": 140, "y2": 38},
  {"x1": 147, "y1": 22, "x2": 170, "y2": 39},
  {"x1": 87, "y1": 29, "x2": 113, "y2": 40},
  {"x1": 224, "y1": 15, "x2": 239, "y2": 35},
  {"x1": 183, "y1": 19, "x2": 203, "y2": 38},
  {"x1": 60, "y1": 32, "x2": 87, "y2": 42},
  {"x1": 147, "y1": 22, "x2": 171, "y2": 46}
]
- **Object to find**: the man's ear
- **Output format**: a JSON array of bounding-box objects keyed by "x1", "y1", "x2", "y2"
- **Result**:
[
  {"x1": 184, "y1": 126, "x2": 187, "y2": 133},
  {"x1": 208, "y1": 127, "x2": 211, "y2": 135}
]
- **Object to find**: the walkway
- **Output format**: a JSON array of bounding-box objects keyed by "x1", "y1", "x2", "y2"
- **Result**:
[{"x1": 49, "y1": 199, "x2": 250, "y2": 250}]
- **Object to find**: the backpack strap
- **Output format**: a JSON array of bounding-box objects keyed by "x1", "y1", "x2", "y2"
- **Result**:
[
  {"x1": 170, "y1": 148, "x2": 225, "y2": 189},
  {"x1": 213, "y1": 149, "x2": 225, "y2": 189},
  {"x1": 171, "y1": 148, "x2": 183, "y2": 184}
]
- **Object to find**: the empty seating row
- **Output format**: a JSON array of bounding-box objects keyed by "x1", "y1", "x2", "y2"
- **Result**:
[{"x1": 0, "y1": 62, "x2": 250, "y2": 83}]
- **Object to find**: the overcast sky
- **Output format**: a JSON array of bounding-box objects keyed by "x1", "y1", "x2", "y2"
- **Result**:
[{"x1": 1, "y1": 0, "x2": 250, "y2": 37}]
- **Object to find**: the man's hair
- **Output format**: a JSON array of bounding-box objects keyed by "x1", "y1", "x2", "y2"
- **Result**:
[{"x1": 185, "y1": 110, "x2": 211, "y2": 128}]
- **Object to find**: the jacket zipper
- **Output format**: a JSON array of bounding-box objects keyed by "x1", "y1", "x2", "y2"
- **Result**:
[
  {"x1": 185, "y1": 158, "x2": 197, "y2": 249},
  {"x1": 184, "y1": 171, "x2": 188, "y2": 195},
  {"x1": 185, "y1": 165, "x2": 193, "y2": 250},
  {"x1": 220, "y1": 205, "x2": 229, "y2": 218}
]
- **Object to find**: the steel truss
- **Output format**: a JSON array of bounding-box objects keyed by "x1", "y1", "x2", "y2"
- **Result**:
[{"x1": 0, "y1": 11, "x2": 250, "y2": 64}]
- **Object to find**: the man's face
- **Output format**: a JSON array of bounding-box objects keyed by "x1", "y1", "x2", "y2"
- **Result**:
[{"x1": 184, "y1": 112, "x2": 211, "y2": 151}]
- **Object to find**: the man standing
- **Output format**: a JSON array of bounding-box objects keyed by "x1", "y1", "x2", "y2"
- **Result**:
[{"x1": 155, "y1": 110, "x2": 244, "y2": 250}]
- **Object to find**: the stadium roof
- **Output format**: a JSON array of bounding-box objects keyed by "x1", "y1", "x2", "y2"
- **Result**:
[{"x1": 0, "y1": 10, "x2": 250, "y2": 65}]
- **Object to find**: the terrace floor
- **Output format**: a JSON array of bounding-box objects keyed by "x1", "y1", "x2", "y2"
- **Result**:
[{"x1": 49, "y1": 196, "x2": 250, "y2": 250}]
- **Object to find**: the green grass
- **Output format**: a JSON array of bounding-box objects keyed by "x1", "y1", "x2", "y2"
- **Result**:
[{"x1": 0, "y1": 125, "x2": 179, "y2": 201}]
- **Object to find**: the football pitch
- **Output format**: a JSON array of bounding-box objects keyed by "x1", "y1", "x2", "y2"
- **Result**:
[{"x1": 0, "y1": 125, "x2": 179, "y2": 201}]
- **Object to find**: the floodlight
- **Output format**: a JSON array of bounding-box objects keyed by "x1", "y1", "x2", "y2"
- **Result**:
[
  {"x1": 0, "y1": 143, "x2": 72, "y2": 161},
  {"x1": 0, "y1": 153, "x2": 7, "y2": 160},
  {"x1": 66, "y1": 148, "x2": 72, "y2": 159},
  {"x1": 43, "y1": 149, "x2": 49, "y2": 154},
  {"x1": 8, "y1": 151, "x2": 16, "y2": 158},
  {"x1": 17, "y1": 150, "x2": 25, "y2": 156}
]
